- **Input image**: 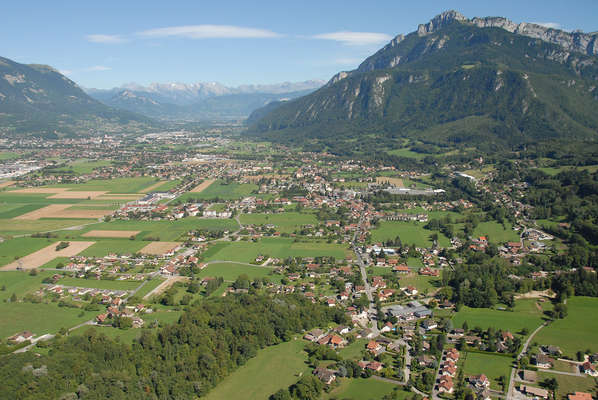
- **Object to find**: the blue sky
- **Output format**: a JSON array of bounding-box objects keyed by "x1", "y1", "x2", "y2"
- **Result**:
[{"x1": 2, "y1": 0, "x2": 597, "y2": 89}]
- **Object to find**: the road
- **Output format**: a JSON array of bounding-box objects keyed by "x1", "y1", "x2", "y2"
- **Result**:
[
  {"x1": 507, "y1": 321, "x2": 548, "y2": 399},
  {"x1": 351, "y1": 214, "x2": 379, "y2": 335}
]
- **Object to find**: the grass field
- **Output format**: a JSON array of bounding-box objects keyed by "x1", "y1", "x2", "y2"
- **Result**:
[
  {"x1": 199, "y1": 262, "x2": 282, "y2": 282},
  {"x1": 58, "y1": 277, "x2": 142, "y2": 290},
  {"x1": 204, "y1": 339, "x2": 309, "y2": 400},
  {"x1": 202, "y1": 238, "x2": 348, "y2": 264},
  {"x1": 324, "y1": 378, "x2": 405, "y2": 400},
  {"x1": 461, "y1": 352, "x2": 512, "y2": 391},
  {"x1": 78, "y1": 240, "x2": 147, "y2": 257},
  {"x1": 370, "y1": 221, "x2": 450, "y2": 248},
  {"x1": 338, "y1": 338, "x2": 368, "y2": 360},
  {"x1": 534, "y1": 297, "x2": 598, "y2": 358},
  {"x1": 397, "y1": 275, "x2": 439, "y2": 293},
  {"x1": 240, "y1": 212, "x2": 318, "y2": 233},
  {"x1": 0, "y1": 270, "x2": 97, "y2": 337},
  {"x1": 473, "y1": 221, "x2": 520, "y2": 243},
  {"x1": 0, "y1": 218, "x2": 94, "y2": 236},
  {"x1": 536, "y1": 371, "x2": 597, "y2": 400},
  {"x1": 452, "y1": 299, "x2": 548, "y2": 335},
  {"x1": 134, "y1": 277, "x2": 167, "y2": 299}
]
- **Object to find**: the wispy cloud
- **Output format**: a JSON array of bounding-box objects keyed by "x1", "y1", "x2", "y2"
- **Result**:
[
  {"x1": 86, "y1": 65, "x2": 112, "y2": 71},
  {"x1": 312, "y1": 31, "x2": 392, "y2": 46},
  {"x1": 533, "y1": 22, "x2": 563, "y2": 30},
  {"x1": 86, "y1": 34, "x2": 127, "y2": 43},
  {"x1": 58, "y1": 69, "x2": 73, "y2": 76},
  {"x1": 137, "y1": 25, "x2": 282, "y2": 39}
]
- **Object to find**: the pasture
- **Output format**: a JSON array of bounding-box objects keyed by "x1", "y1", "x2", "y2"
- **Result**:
[
  {"x1": 370, "y1": 221, "x2": 450, "y2": 248},
  {"x1": 324, "y1": 378, "x2": 403, "y2": 400},
  {"x1": 198, "y1": 262, "x2": 282, "y2": 282},
  {"x1": 451, "y1": 299, "x2": 548, "y2": 335},
  {"x1": 461, "y1": 352, "x2": 512, "y2": 391},
  {"x1": 204, "y1": 340, "x2": 308, "y2": 400},
  {"x1": 202, "y1": 238, "x2": 348, "y2": 264},
  {"x1": 473, "y1": 221, "x2": 520, "y2": 243},
  {"x1": 0, "y1": 237, "x2": 57, "y2": 267},
  {"x1": 79, "y1": 240, "x2": 147, "y2": 257},
  {"x1": 1, "y1": 241, "x2": 95, "y2": 270},
  {"x1": 240, "y1": 212, "x2": 318, "y2": 233},
  {"x1": 534, "y1": 297, "x2": 598, "y2": 358},
  {"x1": 57, "y1": 277, "x2": 142, "y2": 291}
]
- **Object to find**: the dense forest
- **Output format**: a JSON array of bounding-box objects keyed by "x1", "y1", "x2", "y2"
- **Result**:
[{"x1": 0, "y1": 294, "x2": 347, "y2": 400}]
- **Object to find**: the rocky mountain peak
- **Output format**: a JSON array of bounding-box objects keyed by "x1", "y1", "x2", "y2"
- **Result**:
[{"x1": 417, "y1": 10, "x2": 467, "y2": 36}]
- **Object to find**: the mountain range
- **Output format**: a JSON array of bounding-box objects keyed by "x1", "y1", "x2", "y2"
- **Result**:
[
  {"x1": 249, "y1": 11, "x2": 598, "y2": 152},
  {"x1": 85, "y1": 81, "x2": 324, "y2": 121},
  {"x1": 0, "y1": 56, "x2": 152, "y2": 137}
]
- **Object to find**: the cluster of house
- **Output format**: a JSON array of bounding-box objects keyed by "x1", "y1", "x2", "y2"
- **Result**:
[
  {"x1": 39, "y1": 284, "x2": 130, "y2": 302},
  {"x1": 95, "y1": 302, "x2": 147, "y2": 328},
  {"x1": 160, "y1": 253, "x2": 200, "y2": 276},
  {"x1": 437, "y1": 348, "x2": 461, "y2": 394},
  {"x1": 303, "y1": 327, "x2": 350, "y2": 349}
]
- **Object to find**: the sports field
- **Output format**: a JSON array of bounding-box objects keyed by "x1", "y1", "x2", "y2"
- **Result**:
[
  {"x1": 534, "y1": 297, "x2": 598, "y2": 358},
  {"x1": 204, "y1": 340, "x2": 309, "y2": 400},
  {"x1": 370, "y1": 221, "x2": 450, "y2": 247}
]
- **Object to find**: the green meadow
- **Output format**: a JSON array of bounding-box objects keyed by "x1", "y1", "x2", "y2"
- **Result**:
[
  {"x1": 240, "y1": 212, "x2": 318, "y2": 233},
  {"x1": 0, "y1": 237, "x2": 57, "y2": 267},
  {"x1": 461, "y1": 352, "x2": 512, "y2": 391},
  {"x1": 204, "y1": 340, "x2": 309, "y2": 400},
  {"x1": 198, "y1": 262, "x2": 282, "y2": 282},
  {"x1": 324, "y1": 378, "x2": 406, "y2": 400},
  {"x1": 452, "y1": 299, "x2": 548, "y2": 335},
  {"x1": 202, "y1": 238, "x2": 348, "y2": 264},
  {"x1": 535, "y1": 297, "x2": 598, "y2": 358},
  {"x1": 472, "y1": 221, "x2": 520, "y2": 243},
  {"x1": 370, "y1": 221, "x2": 450, "y2": 247}
]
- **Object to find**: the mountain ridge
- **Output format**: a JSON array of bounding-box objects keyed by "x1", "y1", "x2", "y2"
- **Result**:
[{"x1": 248, "y1": 11, "x2": 598, "y2": 152}]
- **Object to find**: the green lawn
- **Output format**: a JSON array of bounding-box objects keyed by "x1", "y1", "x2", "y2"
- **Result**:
[
  {"x1": 202, "y1": 238, "x2": 348, "y2": 264},
  {"x1": 452, "y1": 299, "x2": 547, "y2": 335},
  {"x1": 0, "y1": 270, "x2": 55, "y2": 299},
  {"x1": 324, "y1": 378, "x2": 407, "y2": 400},
  {"x1": 240, "y1": 212, "x2": 318, "y2": 233},
  {"x1": 70, "y1": 324, "x2": 143, "y2": 342},
  {"x1": 472, "y1": 221, "x2": 520, "y2": 243},
  {"x1": 338, "y1": 339, "x2": 368, "y2": 360},
  {"x1": 397, "y1": 275, "x2": 439, "y2": 293},
  {"x1": 461, "y1": 352, "x2": 512, "y2": 391},
  {"x1": 199, "y1": 262, "x2": 282, "y2": 282},
  {"x1": 57, "y1": 277, "x2": 142, "y2": 290},
  {"x1": 204, "y1": 339, "x2": 309, "y2": 400},
  {"x1": 535, "y1": 297, "x2": 598, "y2": 358},
  {"x1": 371, "y1": 221, "x2": 450, "y2": 248}
]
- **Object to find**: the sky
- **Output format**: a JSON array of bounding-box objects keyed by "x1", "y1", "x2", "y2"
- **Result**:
[{"x1": 2, "y1": 0, "x2": 597, "y2": 89}]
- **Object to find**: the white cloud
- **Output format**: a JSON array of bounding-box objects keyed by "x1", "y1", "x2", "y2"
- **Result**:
[
  {"x1": 86, "y1": 34, "x2": 126, "y2": 43},
  {"x1": 312, "y1": 31, "x2": 392, "y2": 46},
  {"x1": 533, "y1": 22, "x2": 563, "y2": 30},
  {"x1": 58, "y1": 69, "x2": 73, "y2": 76},
  {"x1": 86, "y1": 65, "x2": 112, "y2": 72},
  {"x1": 137, "y1": 25, "x2": 282, "y2": 39}
]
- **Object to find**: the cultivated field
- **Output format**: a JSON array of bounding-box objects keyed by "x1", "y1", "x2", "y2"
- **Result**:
[
  {"x1": 204, "y1": 340, "x2": 309, "y2": 400},
  {"x1": 376, "y1": 176, "x2": 404, "y2": 187},
  {"x1": 13, "y1": 204, "x2": 112, "y2": 220},
  {"x1": 48, "y1": 191, "x2": 107, "y2": 199},
  {"x1": 0, "y1": 181, "x2": 15, "y2": 189},
  {"x1": 139, "y1": 241, "x2": 181, "y2": 256},
  {"x1": 190, "y1": 179, "x2": 216, "y2": 193},
  {"x1": 82, "y1": 230, "x2": 140, "y2": 238},
  {"x1": 139, "y1": 181, "x2": 168, "y2": 193},
  {"x1": 1, "y1": 241, "x2": 95, "y2": 270}
]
